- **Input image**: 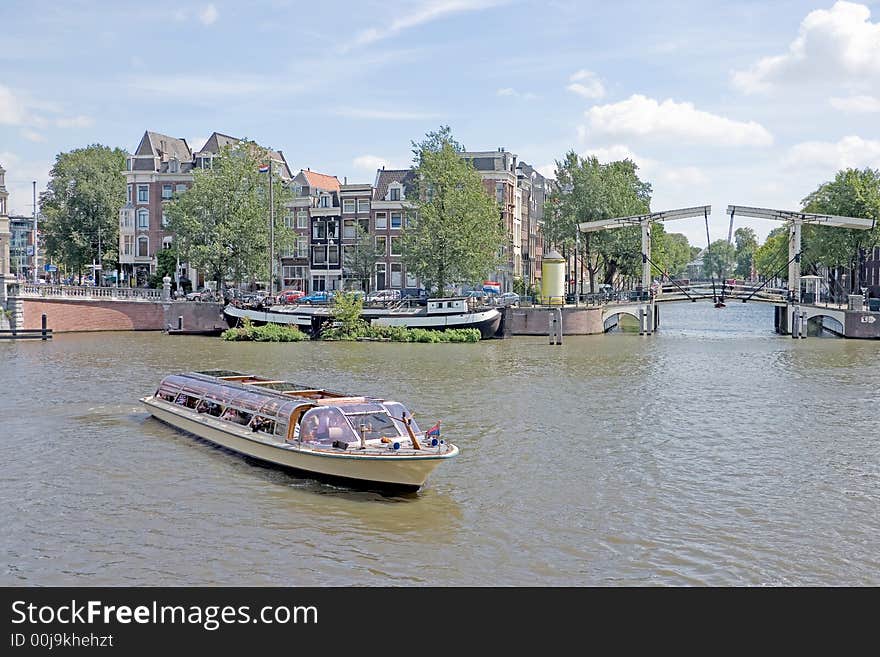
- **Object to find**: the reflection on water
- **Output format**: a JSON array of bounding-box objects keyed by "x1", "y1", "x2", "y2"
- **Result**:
[{"x1": 2, "y1": 302, "x2": 879, "y2": 585}]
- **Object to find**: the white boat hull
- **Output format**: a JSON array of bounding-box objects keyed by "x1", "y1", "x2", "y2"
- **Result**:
[{"x1": 141, "y1": 397, "x2": 456, "y2": 491}]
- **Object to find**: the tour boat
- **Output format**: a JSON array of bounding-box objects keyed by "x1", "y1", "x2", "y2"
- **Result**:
[
  {"x1": 141, "y1": 370, "x2": 458, "y2": 492},
  {"x1": 223, "y1": 297, "x2": 502, "y2": 339}
]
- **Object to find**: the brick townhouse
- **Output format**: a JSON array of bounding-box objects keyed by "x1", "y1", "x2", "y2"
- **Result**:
[{"x1": 118, "y1": 130, "x2": 291, "y2": 288}]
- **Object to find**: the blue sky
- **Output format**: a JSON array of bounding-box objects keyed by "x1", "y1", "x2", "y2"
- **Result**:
[{"x1": 2, "y1": 0, "x2": 879, "y2": 246}]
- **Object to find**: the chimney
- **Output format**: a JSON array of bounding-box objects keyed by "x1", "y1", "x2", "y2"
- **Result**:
[{"x1": 344, "y1": 176, "x2": 347, "y2": 185}]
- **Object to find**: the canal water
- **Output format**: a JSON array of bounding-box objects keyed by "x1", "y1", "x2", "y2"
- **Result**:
[{"x1": 2, "y1": 302, "x2": 878, "y2": 585}]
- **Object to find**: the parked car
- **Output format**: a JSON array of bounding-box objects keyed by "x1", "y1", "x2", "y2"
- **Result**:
[
  {"x1": 186, "y1": 288, "x2": 214, "y2": 302},
  {"x1": 277, "y1": 289, "x2": 306, "y2": 304},
  {"x1": 299, "y1": 290, "x2": 335, "y2": 304},
  {"x1": 464, "y1": 290, "x2": 489, "y2": 302},
  {"x1": 497, "y1": 292, "x2": 520, "y2": 306},
  {"x1": 366, "y1": 289, "x2": 402, "y2": 302}
]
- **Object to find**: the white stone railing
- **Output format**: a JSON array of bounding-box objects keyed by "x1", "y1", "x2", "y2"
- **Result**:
[{"x1": 18, "y1": 284, "x2": 163, "y2": 301}]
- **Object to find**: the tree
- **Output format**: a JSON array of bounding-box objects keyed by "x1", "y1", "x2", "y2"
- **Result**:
[
  {"x1": 733, "y1": 226, "x2": 758, "y2": 279},
  {"x1": 543, "y1": 151, "x2": 651, "y2": 291},
  {"x1": 652, "y1": 230, "x2": 693, "y2": 279},
  {"x1": 801, "y1": 168, "x2": 880, "y2": 293},
  {"x1": 40, "y1": 145, "x2": 127, "y2": 281},
  {"x1": 165, "y1": 141, "x2": 292, "y2": 291},
  {"x1": 754, "y1": 227, "x2": 789, "y2": 280},
  {"x1": 403, "y1": 127, "x2": 505, "y2": 296},
  {"x1": 344, "y1": 222, "x2": 383, "y2": 292},
  {"x1": 702, "y1": 239, "x2": 735, "y2": 280}
]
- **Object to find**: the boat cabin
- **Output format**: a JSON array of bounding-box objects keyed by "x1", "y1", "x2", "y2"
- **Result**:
[
  {"x1": 153, "y1": 370, "x2": 419, "y2": 447},
  {"x1": 426, "y1": 297, "x2": 471, "y2": 315}
]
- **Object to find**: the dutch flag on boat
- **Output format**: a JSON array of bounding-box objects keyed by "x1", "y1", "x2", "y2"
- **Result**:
[
  {"x1": 482, "y1": 281, "x2": 501, "y2": 294},
  {"x1": 426, "y1": 422, "x2": 441, "y2": 437},
  {"x1": 258, "y1": 163, "x2": 270, "y2": 173}
]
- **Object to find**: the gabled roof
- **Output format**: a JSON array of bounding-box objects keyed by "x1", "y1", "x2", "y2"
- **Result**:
[
  {"x1": 373, "y1": 169, "x2": 416, "y2": 201},
  {"x1": 299, "y1": 169, "x2": 340, "y2": 193},
  {"x1": 135, "y1": 131, "x2": 192, "y2": 162},
  {"x1": 197, "y1": 132, "x2": 293, "y2": 179}
]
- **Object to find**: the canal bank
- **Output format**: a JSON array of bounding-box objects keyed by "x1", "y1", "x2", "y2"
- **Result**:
[{"x1": 2, "y1": 302, "x2": 879, "y2": 586}]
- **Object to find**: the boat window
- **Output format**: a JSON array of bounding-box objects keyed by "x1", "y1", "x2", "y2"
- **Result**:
[
  {"x1": 156, "y1": 389, "x2": 177, "y2": 402},
  {"x1": 299, "y1": 407, "x2": 359, "y2": 445},
  {"x1": 249, "y1": 415, "x2": 275, "y2": 435},
  {"x1": 196, "y1": 399, "x2": 223, "y2": 417},
  {"x1": 175, "y1": 393, "x2": 199, "y2": 409},
  {"x1": 383, "y1": 402, "x2": 420, "y2": 434},
  {"x1": 345, "y1": 411, "x2": 401, "y2": 441},
  {"x1": 221, "y1": 407, "x2": 252, "y2": 426}
]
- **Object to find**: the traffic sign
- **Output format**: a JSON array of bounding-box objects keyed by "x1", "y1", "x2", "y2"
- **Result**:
[{"x1": 44, "y1": 264, "x2": 57, "y2": 272}]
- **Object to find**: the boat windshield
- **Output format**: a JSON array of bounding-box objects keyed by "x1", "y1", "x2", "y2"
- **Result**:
[
  {"x1": 299, "y1": 407, "x2": 360, "y2": 445},
  {"x1": 341, "y1": 408, "x2": 403, "y2": 441}
]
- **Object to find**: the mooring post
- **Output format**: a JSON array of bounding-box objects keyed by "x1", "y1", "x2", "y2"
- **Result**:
[
  {"x1": 41, "y1": 313, "x2": 47, "y2": 340},
  {"x1": 548, "y1": 307, "x2": 563, "y2": 345},
  {"x1": 178, "y1": 315, "x2": 183, "y2": 331}
]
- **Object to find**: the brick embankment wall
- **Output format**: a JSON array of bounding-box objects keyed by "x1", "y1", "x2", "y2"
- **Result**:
[
  {"x1": 507, "y1": 306, "x2": 604, "y2": 335},
  {"x1": 21, "y1": 299, "x2": 226, "y2": 333}
]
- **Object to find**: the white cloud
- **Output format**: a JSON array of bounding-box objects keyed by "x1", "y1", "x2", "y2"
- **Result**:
[
  {"x1": 582, "y1": 144, "x2": 707, "y2": 187},
  {"x1": 583, "y1": 94, "x2": 773, "y2": 147},
  {"x1": 829, "y1": 95, "x2": 880, "y2": 112},
  {"x1": 348, "y1": 0, "x2": 506, "y2": 50},
  {"x1": 732, "y1": 1, "x2": 880, "y2": 93},
  {"x1": 784, "y1": 135, "x2": 880, "y2": 171},
  {"x1": 0, "y1": 85, "x2": 30, "y2": 125},
  {"x1": 128, "y1": 76, "x2": 291, "y2": 98},
  {"x1": 353, "y1": 155, "x2": 389, "y2": 171},
  {"x1": 55, "y1": 115, "x2": 93, "y2": 128},
  {"x1": 334, "y1": 107, "x2": 444, "y2": 120},
  {"x1": 536, "y1": 164, "x2": 556, "y2": 179},
  {"x1": 20, "y1": 129, "x2": 46, "y2": 143},
  {"x1": 496, "y1": 87, "x2": 537, "y2": 100},
  {"x1": 199, "y1": 4, "x2": 219, "y2": 26},
  {"x1": 566, "y1": 69, "x2": 605, "y2": 99},
  {"x1": 0, "y1": 151, "x2": 53, "y2": 216}
]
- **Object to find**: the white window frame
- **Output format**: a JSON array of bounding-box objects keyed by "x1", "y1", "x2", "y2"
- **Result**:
[
  {"x1": 137, "y1": 185, "x2": 149, "y2": 203},
  {"x1": 162, "y1": 184, "x2": 173, "y2": 200},
  {"x1": 343, "y1": 219, "x2": 356, "y2": 239},
  {"x1": 137, "y1": 236, "x2": 149, "y2": 257},
  {"x1": 342, "y1": 199, "x2": 356, "y2": 214},
  {"x1": 375, "y1": 212, "x2": 387, "y2": 230},
  {"x1": 390, "y1": 212, "x2": 403, "y2": 229},
  {"x1": 175, "y1": 184, "x2": 187, "y2": 193},
  {"x1": 296, "y1": 210, "x2": 308, "y2": 229},
  {"x1": 123, "y1": 235, "x2": 133, "y2": 256},
  {"x1": 375, "y1": 236, "x2": 387, "y2": 254},
  {"x1": 390, "y1": 236, "x2": 402, "y2": 256},
  {"x1": 357, "y1": 199, "x2": 370, "y2": 213},
  {"x1": 127, "y1": 184, "x2": 132, "y2": 204},
  {"x1": 137, "y1": 209, "x2": 149, "y2": 229}
]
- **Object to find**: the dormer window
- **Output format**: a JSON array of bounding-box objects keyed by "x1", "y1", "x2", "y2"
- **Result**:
[
  {"x1": 319, "y1": 195, "x2": 330, "y2": 208},
  {"x1": 387, "y1": 183, "x2": 402, "y2": 201},
  {"x1": 169, "y1": 158, "x2": 179, "y2": 173}
]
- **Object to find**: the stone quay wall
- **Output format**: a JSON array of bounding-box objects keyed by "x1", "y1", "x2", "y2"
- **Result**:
[
  {"x1": 20, "y1": 298, "x2": 225, "y2": 333},
  {"x1": 505, "y1": 306, "x2": 604, "y2": 335}
]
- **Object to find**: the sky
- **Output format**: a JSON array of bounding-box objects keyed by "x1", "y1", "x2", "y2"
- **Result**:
[{"x1": 1, "y1": 0, "x2": 879, "y2": 246}]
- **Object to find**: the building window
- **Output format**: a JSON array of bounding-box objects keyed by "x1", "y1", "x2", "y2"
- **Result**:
[
  {"x1": 357, "y1": 199, "x2": 370, "y2": 213},
  {"x1": 312, "y1": 245, "x2": 326, "y2": 264},
  {"x1": 375, "y1": 212, "x2": 387, "y2": 230},
  {"x1": 406, "y1": 272, "x2": 417, "y2": 288},
  {"x1": 162, "y1": 236, "x2": 173, "y2": 249},
  {"x1": 328, "y1": 245, "x2": 339, "y2": 266},
  {"x1": 327, "y1": 221, "x2": 339, "y2": 240},
  {"x1": 311, "y1": 276, "x2": 326, "y2": 292},
  {"x1": 297, "y1": 237, "x2": 309, "y2": 258},
  {"x1": 313, "y1": 221, "x2": 326, "y2": 240},
  {"x1": 161, "y1": 212, "x2": 169, "y2": 228},
  {"x1": 319, "y1": 195, "x2": 330, "y2": 208},
  {"x1": 342, "y1": 199, "x2": 355, "y2": 214},
  {"x1": 390, "y1": 212, "x2": 403, "y2": 229},
  {"x1": 284, "y1": 213, "x2": 294, "y2": 229},
  {"x1": 297, "y1": 210, "x2": 308, "y2": 229},
  {"x1": 495, "y1": 182, "x2": 504, "y2": 204},
  {"x1": 390, "y1": 236, "x2": 402, "y2": 256},
  {"x1": 375, "y1": 263, "x2": 387, "y2": 289},
  {"x1": 137, "y1": 209, "x2": 149, "y2": 229},
  {"x1": 342, "y1": 245, "x2": 354, "y2": 270},
  {"x1": 137, "y1": 236, "x2": 149, "y2": 257},
  {"x1": 391, "y1": 263, "x2": 403, "y2": 287},
  {"x1": 137, "y1": 185, "x2": 149, "y2": 203},
  {"x1": 376, "y1": 236, "x2": 387, "y2": 254},
  {"x1": 175, "y1": 184, "x2": 187, "y2": 193},
  {"x1": 162, "y1": 184, "x2": 173, "y2": 199},
  {"x1": 127, "y1": 184, "x2": 132, "y2": 204},
  {"x1": 389, "y1": 187, "x2": 400, "y2": 201},
  {"x1": 123, "y1": 235, "x2": 133, "y2": 256},
  {"x1": 343, "y1": 220, "x2": 356, "y2": 239}
]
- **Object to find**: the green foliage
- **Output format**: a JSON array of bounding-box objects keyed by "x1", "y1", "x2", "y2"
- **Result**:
[
  {"x1": 702, "y1": 239, "x2": 736, "y2": 280},
  {"x1": 323, "y1": 291, "x2": 369, "y2": 339},
  {"x1": 512, "y1": 277, "x2": 525, "y2": 295},
  {"x1": 343, "y1": 223, "x2": 383, "y2": 292},
  {"x1": 149, "y1": 248, "x2": 177, "y2": 288},
  {"x1": 754, "y1": 227, "x2": 789, "y2": 279},
  {"x1": 651, "y1": 229, "x2": 692, "y2": 280},
  {"x1": 403, "y1": 127, "x2": 505, "y2": 296},
  {"x1": 544, "y1": 151, "x2": 653, "y2": 290},
  {"x1": 321, "y1": 322, "x2": 481, "y2": 343},
  {"x1": 733, "y1": 227, "x2": 758, "y2": 279},
  {"x1": 40, "y1": 144, "x2": 127, "y2": 276},
  {"x1": 221, "y1": 317, "x2": 308, "y2": 342},
  {"x1": 165, "y1": 141, "x2": 293, "y2": 291}
]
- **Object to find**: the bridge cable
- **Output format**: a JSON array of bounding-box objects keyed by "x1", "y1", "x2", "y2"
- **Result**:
[
  {"x1": 643, "y1": 252, "x2": 696, "y2": 302},
  {"x1": 743, "y1": 250, "x2": 801, "y2": 303},
  {"x1": 703, "y1": 207, "x2": 719, "y2": 304}
]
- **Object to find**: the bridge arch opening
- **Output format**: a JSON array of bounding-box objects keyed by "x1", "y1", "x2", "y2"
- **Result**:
[
  {"x1": 603, "y1": 311, "x2": 641, "y2": 333},
  {"x1": 806, "y1": 314, "x2": 844, "y2": 337}
]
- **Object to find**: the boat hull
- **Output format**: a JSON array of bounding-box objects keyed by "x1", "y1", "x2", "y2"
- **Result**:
[
  {"x1": 141, "y1": 398, "x2": 455, "y2": 492},
  {"x1": 224, "y1": 304, "x2": 502, "y2": 339}
]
